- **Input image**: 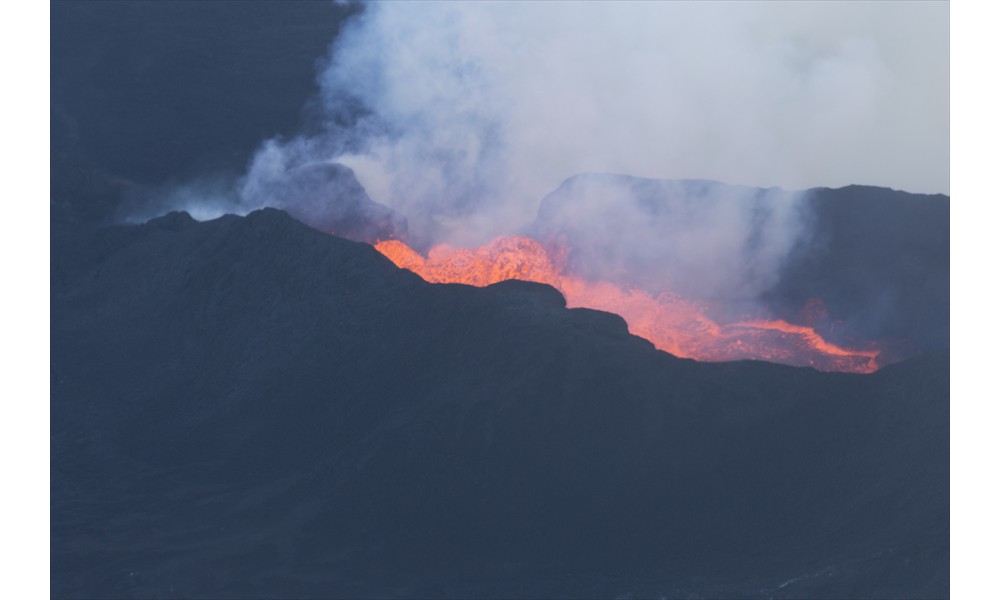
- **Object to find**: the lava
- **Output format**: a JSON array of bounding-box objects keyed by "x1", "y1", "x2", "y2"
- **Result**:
[{"x1": 375, "y1": 235, "x2": 882, "y2": 373}]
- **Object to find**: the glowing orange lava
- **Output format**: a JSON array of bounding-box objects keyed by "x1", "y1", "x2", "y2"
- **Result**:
[{"x1": 375, "y1": 235, "x2": 881, "y2": 373}]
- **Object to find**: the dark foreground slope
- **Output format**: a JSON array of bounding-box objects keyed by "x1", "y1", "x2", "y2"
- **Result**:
[{"x1": 51, "y1": 210, "x2": 948, "y2": 599}]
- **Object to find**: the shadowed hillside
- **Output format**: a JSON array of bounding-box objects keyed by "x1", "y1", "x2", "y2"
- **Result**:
[{"x1": 51, "y1": 210, "x2": 948, "y2": 598}]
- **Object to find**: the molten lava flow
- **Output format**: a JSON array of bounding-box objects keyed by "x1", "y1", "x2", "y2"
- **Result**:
[
  {"x1": 376, "y1": 237, "x2": 561, "y2": 287},
  {"x1": 375, "y1": 235, "x2": 882, "y2": 373}
]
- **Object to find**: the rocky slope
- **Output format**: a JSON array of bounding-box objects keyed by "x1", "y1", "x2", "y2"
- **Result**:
[{"x1": 51, "y1": 209, "x2": 948, "y2": 598}]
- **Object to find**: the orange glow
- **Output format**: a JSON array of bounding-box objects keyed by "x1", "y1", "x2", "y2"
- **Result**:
[{"x1": 375, "y1": 235, "x2": 882, "y2": 373}]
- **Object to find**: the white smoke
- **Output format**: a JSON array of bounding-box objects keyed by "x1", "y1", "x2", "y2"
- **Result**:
[
  {"x1": 146, "y1": 1, "x2": 946, "y2": 304},
  {"x1": 533, "y1": 176, "x2": 815, "y2": 301},
  {"x1": 271, "y1": 0, "x2": 947, "y2": 246}
]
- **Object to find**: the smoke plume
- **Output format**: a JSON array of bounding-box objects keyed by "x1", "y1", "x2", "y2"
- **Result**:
[
  {"x1": 298, "y1": 1, "x2": 946, "y2": 243},
  {"x1": 142, "y1": 1, "x2": 947, "y2": 304}
]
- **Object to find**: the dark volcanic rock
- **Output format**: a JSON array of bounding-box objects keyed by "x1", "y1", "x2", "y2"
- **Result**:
[
  {"x1": 764, "y1": 185, "x2": 949, "y2": 352},
  {"x1": 51, "y1": 210, "x2": 948, "y2": 599}
]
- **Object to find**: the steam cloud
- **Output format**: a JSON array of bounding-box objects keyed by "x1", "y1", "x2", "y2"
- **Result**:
[
  {"x1": 305, "y1": 1, "x2": 947, "y2": 242},
  {"x1": 531, "y1": 176, "x2": 812, "y2": 303},
  {"x1": 143, "y1": 1, "x2": 947, "y2": 302}
]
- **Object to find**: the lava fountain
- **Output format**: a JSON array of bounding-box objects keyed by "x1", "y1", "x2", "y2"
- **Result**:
[{"x1": 375, "y1": 235, "x2": 882, "y2": 373}]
